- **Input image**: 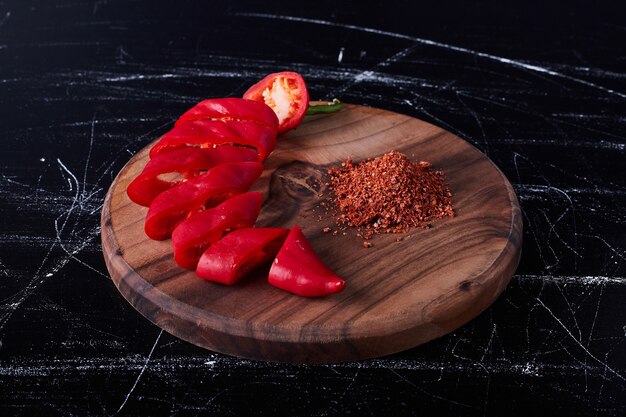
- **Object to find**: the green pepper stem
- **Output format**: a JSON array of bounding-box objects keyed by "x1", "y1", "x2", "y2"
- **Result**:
[{"x1": 306, "y1": 99, "x2": 343, "y2": 115}]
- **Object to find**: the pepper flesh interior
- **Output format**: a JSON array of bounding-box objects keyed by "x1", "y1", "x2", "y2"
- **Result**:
[{"x1": 262, "y1": 77, "x2": 298, "y2": 125}]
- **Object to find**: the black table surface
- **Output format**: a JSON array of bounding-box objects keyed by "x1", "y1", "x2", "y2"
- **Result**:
[{"x1": 1, "y1": 1, "x2": 624, "y2": 416}]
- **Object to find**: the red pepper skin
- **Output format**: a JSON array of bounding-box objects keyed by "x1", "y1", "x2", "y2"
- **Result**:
[
  {"x1": 196, "y1": 228, "x2": 289, "y2": 285},
  {"x1": 243, "y1": 71, "x2": 309, "y2": 135},
  {"x1": 171, "y1": 192, "x2": 264, "y2": 270},
  {"x1": 127, "y1": 146, "x2": 258, "y2": 207},
  {"x1": 268, "y1": 225, "x2": 345, "y2": 297},
  {"x1": 144, "y1": 161, "x2": 263, "y2": 240},
  {"x1": 226, "y1": 121, "x2": 277, "y2": 162},
  {"x1": 149, "y1": 119, "x2": 276, "y2": 162},
  {"x1": 175, "y1": 97, "x2": 279, "y2": 133}
]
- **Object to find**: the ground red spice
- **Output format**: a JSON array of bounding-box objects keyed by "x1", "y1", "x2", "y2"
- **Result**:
[{"x1": 327, "y1": 151, "x2": 454, "y2": 239}]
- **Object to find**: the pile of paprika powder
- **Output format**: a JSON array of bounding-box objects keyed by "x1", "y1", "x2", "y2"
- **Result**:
[{"x1": 327, "y1": 151, "x2": 453, "y2": 240}]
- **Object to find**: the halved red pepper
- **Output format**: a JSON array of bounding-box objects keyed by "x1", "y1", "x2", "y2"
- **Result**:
[
  {"x1": 268, "y1": 225, "x2": 345, "y2": 297},
  {"x1": 149, "y1": 119, "x2": 276, "y2": 162},
  {"x1": 127, "y1": 146, "x2": 258, "y2": 207},
  {"x1": 196, "y1": 227, "x2": 289, "y2": 285},
  {"x1": 176, "y1": 97, "x2": 279, "y2": 133},
  {"x1": 243, "y1": 71, "x2": 309, "y2": 135},
  {"x1": 171, "y1": 192, "x2": 264, "y2": 270},
  {"x1": 144, "y1": 161, "x2": 262, "y2": 240}
]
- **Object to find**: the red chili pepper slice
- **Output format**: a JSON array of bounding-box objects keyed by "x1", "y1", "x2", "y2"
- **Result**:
[
  {"x1": 127, "y1": 146, "x2": 258, "y2": 207},
  {"x1": 144, "y1": 161, "x2": 263, "y2": 240},
  {"x1": 149, "y1": 119, "x2": 276, "y2": 162},
  {"x1": 196, "y1": 227, "x2": 289, "y2": 285},
  {"x1": 243, "y1": 71, "x2": 309, "y2": 135},
  {"x1": 176, "y1": 97, "x2": 279, "y2": 133},
  {"x1": 268, "y1": 225, "x2": 345, "y2": 297},
  {"x1": 171, "y1": 192, "x2": 264, "y2": 270}
]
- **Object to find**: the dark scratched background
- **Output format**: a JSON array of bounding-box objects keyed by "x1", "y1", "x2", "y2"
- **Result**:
[{"x1": 0, "y1": 1, "x2": 625, "y2": 416}]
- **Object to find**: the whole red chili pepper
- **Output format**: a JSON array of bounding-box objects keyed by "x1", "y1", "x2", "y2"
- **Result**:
[
  {"x1": 144, "y1": 161, "x2": 263, "y2": 240},
  {"x1": 268, "y1": 225, "x2": 345, "y2": 297},
  {"x1": 127, "y1": 145, "x2": 258, "y2": 207},
  {"x1": 176, "y1": 97, "x2": 279, "y2": 132},
  {"x1": 171, "y1": 192, "x2": 264, "y2": 270},
  {"x1": 196, "y1": 227, "x2": 289, "y2": 285},
  {"x1": 149, "y1": 119, "x2": 276, "y2": 162}
]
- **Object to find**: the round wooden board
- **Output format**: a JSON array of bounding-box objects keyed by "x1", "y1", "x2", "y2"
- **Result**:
[{"x1": 101, "y1": 104, "x2": 522, "y2": 364}]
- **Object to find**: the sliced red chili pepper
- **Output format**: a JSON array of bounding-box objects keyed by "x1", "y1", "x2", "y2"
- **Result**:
[
  {"x1": 226, "y1": 120, "x2": 277, "y2": 161},
  {"x1": 171, "y1": 192, "x2": 264, "y2": 270},
  {"x1": 196, "y1": 227, "x2": 289, "y2": 285},
  {"x1": 268, "y1": 225, "x2": 345, "y2": 297},
  {"x1": 243, "y1": 71, "x2": 309, "y2": 135},
  {"x1": 176, "y1": 97, "x2": 279, "y2": 133},
  {"x1": 144, "y1": 161, "x2": 263, "y2": 240},
  {"x1": 149, "y1": 119, "x2": 276, "y2": 162},
  {"x1": 127, "y1": 146, "x2": 258, "y2": 207}
]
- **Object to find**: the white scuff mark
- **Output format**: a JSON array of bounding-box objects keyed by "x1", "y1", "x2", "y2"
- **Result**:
[
  {"x1": 550, "y1": 112, "x2": 626, "y2": 120},
  {"x1": 534, "y1": 296, "x2": 625, "y2": 382},
  {"x1": 82, "y1": 113, "x2": 97, "y2": 201},
  {"x1": 0, "y1": 137, "x2": 110, "y2": 330},
  {"x1": 0, "y1": 11, "x2": 10, "y2": 28},
  {"x1": 450, "y1": 87, "x2": 626, "y2": 142},
  {"x1": 26, "y1": 41, "x2": 109, "y2": 48},
  {"x1": 513, "y1": 362, "x2": 541, "y2": 376},
  {"x1": 329, "y1": 43, "x2": 420, "y2": 98},
  {"x1": 582, "y1": 234, "x2": 626, "y2": 261},
  {"x1": 56, "y1": 158, "x2": 80, "y2": 227},
  {"x1": 493, "y1": 138, "x2": 626, "y2": 152},
  {"x1": 337, "y1": 47, "x2": 345, "y2": 63},
  {"x1": 113, "y1": 330, "x2": 163, "y2": 415},
  {"x1": 480, "y1": 322, "x2": 497, "y2": 362},
  {"x1": 455, "y1": 91, "x2": 490, "y2": 155},
  {"x1": 99, "y1": 73, "x2": 179, "y2": 83},
  {"x1": 515, "y1": 274, "x2": 626, "y2": 286},
  {"x1": 403, "y1": 97, "x2": 468, "y2": 140},
  {"x1": 515, "y1": 184, "x2": 626, "y2": 197},
  {"x1": 235, "y1": 13, "x2": 626, "y2": 99},
  {"x1": 389, "y1": 368, "x2": 474, "y2": 409},
  {"x1": 0, "y1": 353, "x2": 618, "y2": 378},
  {"x1": 0, "y1": 158, "x2": 81, "y2": 331},
  {"x1": 540, "y1": 205, "x2": 581, "y2": 259}
]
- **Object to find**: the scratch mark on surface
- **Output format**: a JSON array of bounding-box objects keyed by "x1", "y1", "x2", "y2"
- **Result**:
[
  {"x1": 0, "y1": 11, "x2": 10, "y2": 28},
  {"x1": 82, "y1": 113, "x2": 97, "y2": 200},
  {"x1": 112, "y1": 330, "x2": 162, "y2": 415},
  {"x1": 0, "y1": 353, "x2": 616, "y2": 377},
  {"x1": 388, "y1": 368, "x2": 474, "y2": 409},
  {"x1": 235, "y1": 13, "x2": 626, "y2": 99},
  {"x1": 534, "y1": 296, "x2": 625, "y2": 382},
  {"x1": 328, "y1": 44, "x2": 420, "y2": 98},
  {"x1": 495, "y1": 137, "x2": 626, "y2": 152},
  {"x1": 515, "y1": 184, "x2": 626, "y2": 197}
]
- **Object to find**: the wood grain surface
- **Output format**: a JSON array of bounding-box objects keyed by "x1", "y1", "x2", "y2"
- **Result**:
[{"x1": 100, "y1": 104, "x2": 522, "y2": 364}]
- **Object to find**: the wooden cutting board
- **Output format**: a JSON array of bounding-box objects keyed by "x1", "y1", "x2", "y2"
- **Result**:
[{"x1": 101, "y1": 104, "x2": 522, "y2": 364}]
